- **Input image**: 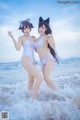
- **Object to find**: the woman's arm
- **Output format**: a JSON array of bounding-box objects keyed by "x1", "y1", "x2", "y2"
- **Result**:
[
  {"x1": 8, "y1": 31, "x2": 22, "y2": 51},
  {"x1": 31, "y1": 35, "x2": 38, "y2": 52},
  {"x1": 46, "y1": 34, "x2": 55, "y2": 49}
]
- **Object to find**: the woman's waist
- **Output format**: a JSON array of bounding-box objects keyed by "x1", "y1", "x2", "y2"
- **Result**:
[
  {"x1": 22, "y1": 50, "x2": 34, "y2": 56},
  {"x1": 37, "y1": 47, "x2": 49, "y2": 54},
  {"x1": 23, "y1": 47, "x2": 34, "y2": 53},
  {"x1": 39, "y1": 52, "x2": 52, "y2": 60}
]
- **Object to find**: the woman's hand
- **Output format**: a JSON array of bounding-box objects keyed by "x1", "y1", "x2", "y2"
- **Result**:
[
  {"x1": 8, "y1": 31, "x2": 13, "y2": 38},
  {"x1": 8, "y1": 31, "x2": 22, "y2": 51}
]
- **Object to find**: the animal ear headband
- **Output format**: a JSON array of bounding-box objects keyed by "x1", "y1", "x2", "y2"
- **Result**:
[
  {"x1": 19, "y1": 18, "x2": 30, "y2": 24},
  {"x1": 39, "y1": 17, "x2": 50, "y2": 24},
  {"x1": 19, "y1": 18, "x2": 34, "y2": 30}
]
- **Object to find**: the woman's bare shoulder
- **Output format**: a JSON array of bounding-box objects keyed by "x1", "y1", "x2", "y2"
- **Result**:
[
  {"x1": 18, "y1": 35, "x2": 24, "y2": 42},
  {"x1": 36, "y1": 36, "x2": 40, "y2": 41},
  {"x1": 18, "y1": 35, "x2": 24, "y2": 39},
  {"x1": 46, "y1": 34, "x2": 53, "y2": 38}
]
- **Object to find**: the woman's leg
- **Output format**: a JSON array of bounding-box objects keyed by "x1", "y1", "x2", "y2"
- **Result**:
[
  {"x1": 27, "y1": 62, "x2": 35, "y2": 91},
  {"x1": 28, "y1": 72, "x2": 34, "y2": 91},
  {"x1": 42, "y1": 60, "x2": 58, "y2": 90},
  {"x1": 21, "y1": 56, "x2": 42, "y2": 99}
]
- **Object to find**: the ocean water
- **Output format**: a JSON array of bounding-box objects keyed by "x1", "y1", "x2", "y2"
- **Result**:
[{"x1": 0, "y1": 58, "x2": 80, "y2": 120}]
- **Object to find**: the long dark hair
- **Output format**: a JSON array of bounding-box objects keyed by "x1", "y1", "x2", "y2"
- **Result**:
[
  {"x1": 38, "y1": 17, "x2": 59, "y2": 63},
  {"x1": 19, "y1": 19, "x2": 34, "y2": 32}
]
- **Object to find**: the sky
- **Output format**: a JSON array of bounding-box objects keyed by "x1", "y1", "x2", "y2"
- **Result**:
[{"x1": 0, "y1": 0, "x2": 80, "y2": 62}]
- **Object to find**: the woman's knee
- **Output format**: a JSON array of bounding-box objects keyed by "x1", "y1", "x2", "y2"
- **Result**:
[
  {"x1": 44, "y1": 75, "x2": 50, "y2": 82},
  {"x1": 29, "y1": 78, "x2": 34, "y2": 83},
  {"x1": 37, "y1": 74, "x2": 43, "y2": 82},
  {"x1": 39, "y1": 74, "x2": 43, "y2": 81}
]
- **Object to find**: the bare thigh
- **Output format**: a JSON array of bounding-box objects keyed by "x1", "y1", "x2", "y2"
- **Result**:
[
  {"x1": 42, "y1": 59, "x2": 54, "y2": 79},
  {"x1": 27, "y1": 72, "x2": 34, "y2": 90},
  {"x1": 21, "y1": 56, "x2": 42, "y2": 80},
  {"x1": 28, "y1": 73, "x2": 34, "y2": 81},
  {"x1": 28, "y1": 62, "x2": 35, "y2": 81}
]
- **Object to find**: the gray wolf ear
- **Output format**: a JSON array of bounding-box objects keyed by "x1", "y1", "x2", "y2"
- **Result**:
[{"x1": 30, "y1": 23, "x2": 34, "y2": 28}]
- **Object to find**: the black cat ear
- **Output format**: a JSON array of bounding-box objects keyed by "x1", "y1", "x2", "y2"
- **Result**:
[
  {"x1": 45, "y1": 17, "x2": 50, "y2": 24},
  {"x1": 39, "y1": 17, "x2": 43, "y2": 23}
]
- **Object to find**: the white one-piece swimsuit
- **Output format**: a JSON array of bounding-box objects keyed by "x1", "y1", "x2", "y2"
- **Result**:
[{"x1": 22, "y1": 39, "x2": 35, "y2": 63}]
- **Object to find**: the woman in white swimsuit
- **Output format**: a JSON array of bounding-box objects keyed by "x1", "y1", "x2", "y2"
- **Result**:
[
  {"x1": 34, "y1": 17, "x2": 59, "y2": 90},
  {"x1": 8, "y1": 19, "x2": 42, "y2": 99}
]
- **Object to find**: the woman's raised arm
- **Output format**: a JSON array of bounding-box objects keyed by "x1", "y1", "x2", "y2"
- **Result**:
[{"x1": 8, "y1": 31, "x2": 22, "y2": 51}]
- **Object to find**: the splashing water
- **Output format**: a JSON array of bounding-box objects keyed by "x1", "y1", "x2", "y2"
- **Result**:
[{"x1": 0, "y1": 58, "x2": 80, "y2": 120}]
